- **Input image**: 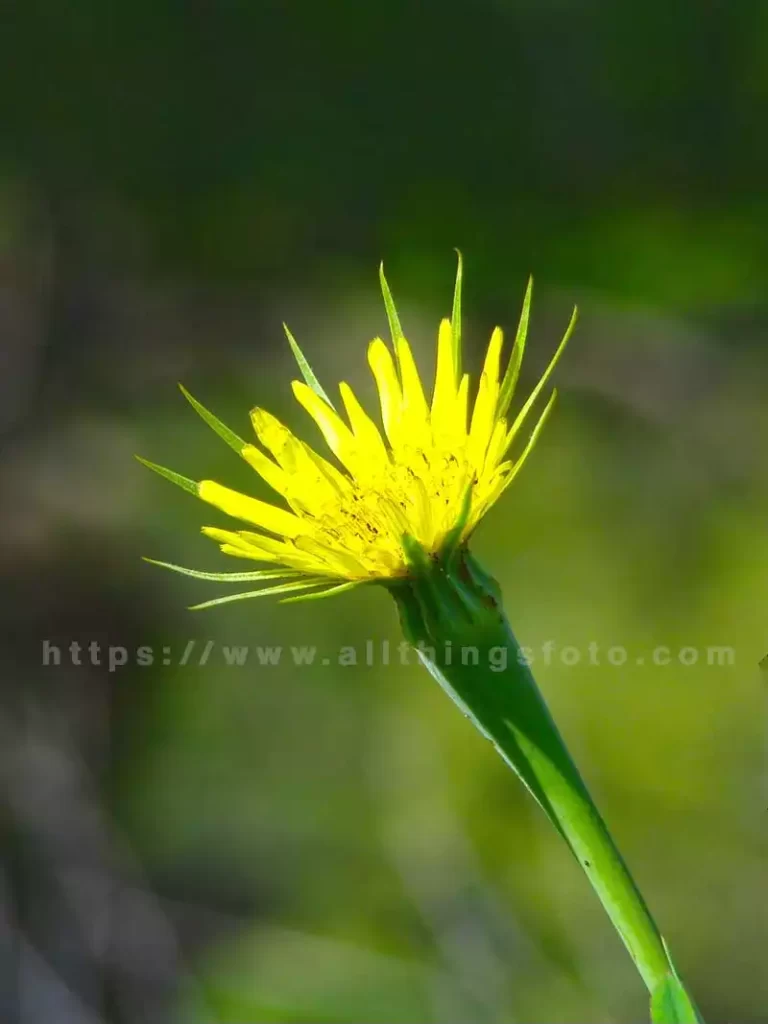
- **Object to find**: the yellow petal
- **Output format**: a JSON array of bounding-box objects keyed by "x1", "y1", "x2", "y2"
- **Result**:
[
  {"x1": 294, "y1": 535, "x2": 370, "y2": 578},
  {"x1": 394, "y1": 335, "x2": 429, "y2": 441},
  {"x1": 453, "y1": 373, "x2": 470, "y2": 442},
  {"x1": 291, "y1": 380, "x2": 359, "y2": 472},
  {"x1": 236, "y1": 530, "x2": 325, "y2": 569},
  {"x1": 241, "y1": 443, "x2": 288, "y2": 497},
  {"x1": 410, "y1": 473, "x2": 435, "y2": 546},
  {"x1": 202, "y1": 526, "x2": 289, "y2": 564},
  {"x1": 204, "y1": 527, "x2": 332, "y2": 576},
  {"x1": 367, "y1": 337, "x2": 403, "y2": 446},
  {"x1": 250, "y1": 407, "x2": 296, "y2": 463},
  {"x1": 338, "y1": 382, "x2": 389, "y2": 465},
  {"x1": 431, "y1": 318, "x2": 456, "y2": 438},
  {"x1": 199, "y1": 480, "x2": 308, "y2": 538},
  {"x1": 467, "y1": 326, "x2": 504, "y2": 468},
  {"x1": 301, "y1": 444, "x2": 353, "y2": 495},
  {"x1": 202, "y1": 526, "x2": 269, "y2": 554},
  {"x1": 218, "y1": 543, "x2": 276, "y2": 563},
  {"x1": 251, "y1": 406, "x2": 347, "y2": 507}
]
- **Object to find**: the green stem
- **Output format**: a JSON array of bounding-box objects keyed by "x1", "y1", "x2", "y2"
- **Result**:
[{"x1": 389, "y1": 548, "x2": 701, "y2": 1018}]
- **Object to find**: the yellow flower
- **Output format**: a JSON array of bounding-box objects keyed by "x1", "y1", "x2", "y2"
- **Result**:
[{"x1": 139, "y1": 256, "x2": 576, "y2": 609}]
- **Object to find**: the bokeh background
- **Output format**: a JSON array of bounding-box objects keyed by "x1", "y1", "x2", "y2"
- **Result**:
[{"x1": 2, "y1": 3, "x2": 768, "y2": 1022}]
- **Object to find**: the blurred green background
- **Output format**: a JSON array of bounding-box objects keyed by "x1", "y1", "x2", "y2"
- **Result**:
[{"x1": 2, "y1": 3, "x2": 767, "y2": 1022}]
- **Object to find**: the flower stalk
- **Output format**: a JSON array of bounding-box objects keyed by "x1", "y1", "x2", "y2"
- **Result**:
[{"x1": 389, "y1": 541, "x2": 702, "y2": 1020}]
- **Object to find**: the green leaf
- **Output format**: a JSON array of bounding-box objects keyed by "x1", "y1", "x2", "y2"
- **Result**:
[
  {"x1": 283, "y1": 323, "x2": 336, "y2": 410},
  {"x1": 451, "y1": 249, "x2": 463, "y2": 381},
  {"x1": 142, "y1": 557, "x2": 301, "y2": 583},
  {"x1": 505, "y1": 304, "x2": 577, "y2": 439},
  {"x1": 495, "y1": 388, "x2": 558, "y2": 502},
  {"x1": 189, "y1": 577, "x2": 330, "y2": 610},
  {"x1": 651, "y1": 974, "x2": 701, "y2": 1023},
  {"x1": 498, "y1": 275, "x2": 532, "y2": 416},
  {"x1": 178, "y1": 384, "x2": 247, "y2": 454},
  {"x1": 379, "y1": 263, "x2": 405, "y2": 345},
  {"x1": 280, "y1": 580, "x2": 360, "y2": 603},
  {"x1": 135, "y1": 456, "x2": 198, "y2": 496}
]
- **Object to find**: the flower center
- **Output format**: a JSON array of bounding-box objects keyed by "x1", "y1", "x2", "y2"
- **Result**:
[{"x1": 304, "y1": 445, "x2": 478, "y2": 578}]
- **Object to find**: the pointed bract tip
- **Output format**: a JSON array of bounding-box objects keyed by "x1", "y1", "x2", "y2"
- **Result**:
[
  {"x1": 135, "y1": 456, "x2": 199, "y2": 496},
  {"x1": 283, "y1": 321, "x2": 336, "y2": 409},
  {"x1": 378, "y1": 260, "x2": 405, "y2": 347}
]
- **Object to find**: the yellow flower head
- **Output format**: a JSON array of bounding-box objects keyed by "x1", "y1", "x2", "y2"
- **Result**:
[{"x1": 139, "y1": 256, "x2": 576, "y2": 609}]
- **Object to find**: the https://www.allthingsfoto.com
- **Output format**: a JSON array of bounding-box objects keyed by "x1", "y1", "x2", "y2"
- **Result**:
[{"x1": 40, "y1": 638, "x2": 737, "y2": 674}]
